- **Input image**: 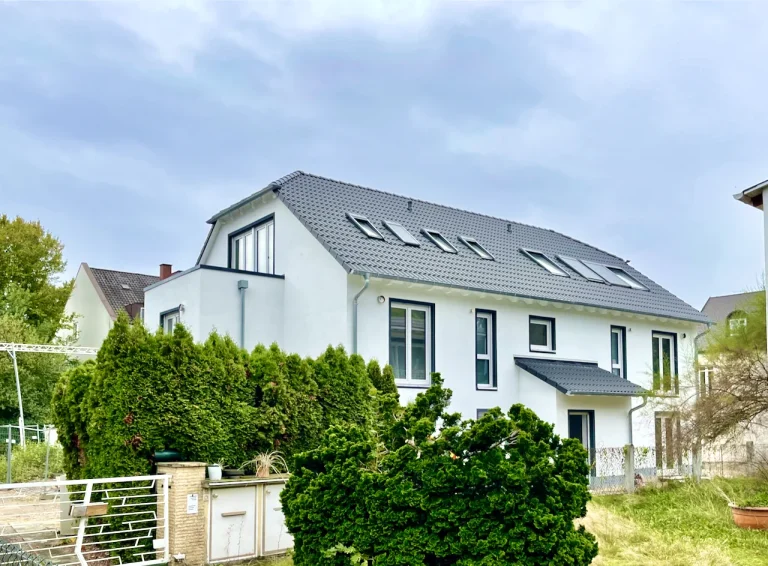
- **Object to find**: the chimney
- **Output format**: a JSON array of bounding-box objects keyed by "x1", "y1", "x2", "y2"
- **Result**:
[{"x1": 160, "y1": 263, "x2": 172, "y2": 280}]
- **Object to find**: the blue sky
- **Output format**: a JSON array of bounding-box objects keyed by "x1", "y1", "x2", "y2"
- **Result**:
[{"x1": 1, "y1": 1, "x2": 766, "y2": 310}]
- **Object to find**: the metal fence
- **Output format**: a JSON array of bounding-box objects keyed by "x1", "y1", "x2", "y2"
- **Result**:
[
  {"x1": 1, "y1": 426, "x2": 58, "y2": 485},
  {"x1": 0, "y1": 475, "x2": 168, "y2": 566}
]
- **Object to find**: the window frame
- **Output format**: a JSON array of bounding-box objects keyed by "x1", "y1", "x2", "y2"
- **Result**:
[
  {"x1": 727, "y1": 311, "x2": 747, "y2": 334},
  {"x1": 227, "y1": 213, "x2": 276, "y2": 274},
  {"x1": 475, "y1": 309, "x2": 497, "y2": 390},
  {"x1": 160, "y1": 307, "x2": 181, "y2": 334},
  {"x1": 568, "y1": 410, "x2": 596, "y2": 476},
  {"x1": 610, "y1": 325, "x2": 627, "y2": 378},
  {"x1": 422, "y1": 229, "x2": 458, "y2": 253},
  {"x1": 521, "y1": 249, "x2": 569, "y2": 277},
  {"x1": 476, "y1": 409, "x2": 490, "y2": 419},
  {"x1": 347, "y1": 212, "x2": 384, "y2": 240},
  {"x1": 382, "y1": 220, "x2": 420, "y2": 246},
  {"x1": 529, "y1": 315, "x2": 556, "y2": 353},
  {"x1": 606, "y1": 266, "x2": 648, "y2": 290},
  {"x1": 698, "y1": 366, "x2": 714, "y2": 396},
  {"x1": 654, "y1": 411, "x2": 681, "y2": 470},
  {"x1": 558, "y1": 255, "x2": 605, "y2": 282},
  {"x1": 388, "y1": 298, "x2": 435, "y2": 387},
  {"x1": 651, "y1": 331, "x2": 678, "y2": 394},
  {"x1": 459, "y1": 235, "x2": 494, "y2": 260}
]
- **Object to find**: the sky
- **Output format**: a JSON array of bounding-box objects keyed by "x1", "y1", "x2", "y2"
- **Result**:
[{"x1": 1, "y1": 1, "x2": 766, "y2": 311}]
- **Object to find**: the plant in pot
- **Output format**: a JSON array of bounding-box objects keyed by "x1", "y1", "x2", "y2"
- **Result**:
[
  {"x1": 207, "y1": 460, "x2": 225, "y2": 481},
  {"x1": 717, "y1": 484, "x2": 768, "y2": 530},
  {"x1": 243, "y1": 451, "x2": 289, "y2": 478}
]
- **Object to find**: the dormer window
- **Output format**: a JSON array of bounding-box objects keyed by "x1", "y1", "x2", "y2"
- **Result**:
[
  {"x1": 229, "y1": 214, "x2": 275, "y2": 274},
  {"x1": 459, "y1": 236, "x2": 494, "y2": 260},
  {"x1": 422, "y1": 229, "x2": 457, "y2": 253},
  {"x1": 347, "y1": 213, "x2": 384, "y2": 239}
]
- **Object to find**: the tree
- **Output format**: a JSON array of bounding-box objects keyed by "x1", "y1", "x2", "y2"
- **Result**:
[{"x1": 0, "y1": 214, "x2": 73, "y2": 339}]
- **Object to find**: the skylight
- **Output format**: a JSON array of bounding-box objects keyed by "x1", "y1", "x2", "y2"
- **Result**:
[
  {"x1": 607, "y1": 267, "x2": 647, "y2": 290},
  {"x1": 558, "y1": 256, "x2": 604, "y2": 282},
  {"x1": 383, "y1": 220, "x2": 420, "y2": 246},
  {"x1": 459, "y1": 236, "x2": 494, "y2": 260},
  {"x1": 422, "y1": 229, "x2": 457, "y2": 253},
  {"x1": 522, "y1": 250, "x2": 568, "y2": 276},
  {"x1": 347, "y1": 213, "x2": 384, "y2": 240},
  {"x1": 121, "y1": 283, "x2": 131, "y2": 290}
]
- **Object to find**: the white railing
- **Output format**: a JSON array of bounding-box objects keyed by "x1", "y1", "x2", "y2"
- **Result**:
[{"x1": 0, "y1": 475, "x2": 169, "y2": 566}]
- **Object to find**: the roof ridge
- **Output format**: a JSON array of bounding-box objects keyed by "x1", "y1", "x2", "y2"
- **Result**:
[
  {"x1": 90, "y1": 267, "x2": 159, "y2": 279},
  {"x1": 706, "y1": 290, "x2": 762, "y2": 300},
  {"x1": 288, "y1": 171, "x2": 624, "y2": 262}
]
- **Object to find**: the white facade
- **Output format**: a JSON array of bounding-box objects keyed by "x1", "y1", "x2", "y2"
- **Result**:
[
  {"x1": 62, "y1": 264, "x2": 114, "y2": 348},
  {"x1": 145, "y1": 190, "x2": 699, "y2": 454}
]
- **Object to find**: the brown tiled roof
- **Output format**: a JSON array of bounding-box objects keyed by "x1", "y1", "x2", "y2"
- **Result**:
[{"x1": 89, "y1": 268, "x2": 159, "y2": 317}]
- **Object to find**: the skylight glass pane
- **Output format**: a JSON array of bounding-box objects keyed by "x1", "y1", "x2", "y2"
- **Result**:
[
  {"x1": 608, "y1": 267, "x2": 647, "y2": 290},
  {"x1": 583, "y1": 261, "x2": 627, "y2": 286},
  {"x1": 460, "y1": 236, "x2": 494, "y2": 260},
  {"x1": 558, "y1": 256, "x2": 604, "y2": 282},
  {"x1": 423, "y1": 230, "x2": 457, "y2": 253},
  {"x1": 347, "y1": 213, "x2": 383, "y2": 239},
  {"x1": 524, "y1": 250, "x2": 568, "y2": 276},
  {"x1": 383, "y1": 220, "x2": 420, "y2": 246}
]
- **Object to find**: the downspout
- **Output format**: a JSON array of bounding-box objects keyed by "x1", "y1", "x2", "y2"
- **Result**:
[
  {"x1": 628, "y1": 395, "x2": 648, "y2": 446},
  {"x1": 238, "y1": 280, "x2": 249, "y2": 349},
  {"x1": 352, "y1": 274, "x2": 370, "y2": 354}
]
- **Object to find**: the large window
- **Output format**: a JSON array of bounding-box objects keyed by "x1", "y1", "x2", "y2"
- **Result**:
[
  {"x1": 161, "y1": 309, "x2": 180, "y2": 334},
  {"x1": 529, "y1": 316, "x2": 556, "y2": 353},
  {"x1": 476, "y1": 310, "x2": 496, "y2": 389},
  {"x1": 390, "y1": 301, "x2": 433, "y2": 385},
  {"x1": 611, "y1": 326, "x2": 626, "y2": 378},
  {"x1": 229, "y1": 216, "x2": 275, "y2": 274},
  {"x1": 699, "y1": 366, "x2": 714, "y2": 396},
  {"x1": 652, "y1": 332, "x2": 678, "y2": 393}
]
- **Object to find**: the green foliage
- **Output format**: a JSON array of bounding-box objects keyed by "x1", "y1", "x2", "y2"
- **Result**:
[
  {"x1": 50, "y1": 314, "x2": 378, "y2": 479},
  {"x1": 282, "y1": 375, "x2": 598, "y2": 566},
  {"x1": 0, "y1": 214, "x2": 73, "y2": 340},
  {"x1": 367, "y1": 359, "x2": 398, "y2": 396},
  {"x1": 704, "y1": 291, "x2": 766, "y2": 357},
  {"x1": 0, "y1": 442, "x2": 64, "y2": 483},
  {"x1": 0, "y1": 315, "x2": 71, "y2": 423}
]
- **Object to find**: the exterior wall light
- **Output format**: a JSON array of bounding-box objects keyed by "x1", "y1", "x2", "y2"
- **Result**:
[{"x1": 377, "y1": 295, "x2": 386, "y2": 304}]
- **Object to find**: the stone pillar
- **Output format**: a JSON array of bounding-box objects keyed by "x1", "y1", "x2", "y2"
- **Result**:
[
  {"x1": 624, "y1": 444, "x2": 635, "y2": 494},
  {"x1": 156, "y1": 462, "x2": 209, "y2": 566}
]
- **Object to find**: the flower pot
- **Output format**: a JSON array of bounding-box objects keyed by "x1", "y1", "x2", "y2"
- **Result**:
[
  {"x1": 207, "y1": 465, "x2": 222, "y2": 481},
  {"x1": 222, "y1": 468, "x2": 244, "y2": 478},
  {"x1": 731, "y1": 505, "x2": 768, "y2": 530}
]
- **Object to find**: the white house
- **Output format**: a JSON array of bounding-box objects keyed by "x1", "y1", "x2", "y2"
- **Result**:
[
  {"x1": 144, "y1": 171, "x2": 707, "y2": 472},
  {"x1": 63, "y1": 262, "x2": 163, "y2": 347}
]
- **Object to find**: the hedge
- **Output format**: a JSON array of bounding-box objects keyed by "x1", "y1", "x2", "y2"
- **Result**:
[
  {"x1": 282, "y1": 375, "x2": 598, "y2": 565},
  {"x1": 51, "y1": 312, "x2": 394, "y2": 479}
]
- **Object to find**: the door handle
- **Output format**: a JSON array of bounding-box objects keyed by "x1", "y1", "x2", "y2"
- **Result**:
[{"x1": 221, "y1": 511, "x2": 246, "y2": 517}]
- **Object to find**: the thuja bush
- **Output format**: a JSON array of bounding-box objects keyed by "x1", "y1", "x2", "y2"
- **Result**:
[
  {"x1": 51, "y1": 312, "x2": 385, "y2": 479},
  {"x1": 282, "y1": 376, "x2": 598, "y2": 566}
]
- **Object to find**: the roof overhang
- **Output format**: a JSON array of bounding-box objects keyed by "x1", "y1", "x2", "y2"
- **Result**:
[
  {"x1": 733, "y1": 180, "x2": 768, "y2": 210},
  {"x1": 515, "y1": 356, "x2": 646, "y2": 396}
]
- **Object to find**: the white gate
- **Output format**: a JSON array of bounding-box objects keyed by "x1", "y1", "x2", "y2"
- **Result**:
[{"x1": 0, "y1": 475, "x2": 168, "y2": 566}]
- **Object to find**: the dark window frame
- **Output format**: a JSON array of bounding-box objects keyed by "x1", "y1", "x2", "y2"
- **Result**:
[
  {"x1": 610, "y1": 325, "x2": 628, "y2": 378},
  {"x1": 529, "y1": 315, "x2": 557, "y2": 354},
  {"x1": 458, "y1": 235, "x2": 495, "y2": 260},
  {"x1": 421, "y1": 229, "x2": 458, "y2": 253},
  {"x1": 568, "y1": 409, "x2": 596, "y2": 477},
  {"x1": 227, "y1": 213, "x2": 276, "y2": 272},
  {"x1": 475, "y1": 309, "x2": 498, "y2": 390},
  {"x1": 347, "y1": 212, "x2": 384, "y2": 240},
  {"x1": 159, "y1": 307, "x2": 180, "y2": 334},
  {"x1": 388, "y1": 298, "x2": 436, "y2": 388}
]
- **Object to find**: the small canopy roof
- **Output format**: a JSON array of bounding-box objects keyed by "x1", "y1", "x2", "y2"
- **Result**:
[{"x1": 515, "y1": 357, "x2": 645, "y2": 396}]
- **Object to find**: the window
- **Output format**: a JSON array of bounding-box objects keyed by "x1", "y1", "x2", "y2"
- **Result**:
[
  {"x1": 161, "y1": 309, "x2": 180, "y2": 334},
  {"x1": 558, "y1": 256, "x2": 604, "y2": 282},
  {"x1": 390, "y1": 301, "x2": 433, "y2": 384},
  {"x1": 568, "y1": 410, "x2": 595, "y2": 474},
  {"x1": 383, "y1": 220, "x2": 420, "y2": 246},
  {"x1": 476, "y1": 310, "x2": 496, "y2": 389},
  {"x1": 606, "y1": 267, "x2": 647, "y2": 290},
  {"x1": 728, "y1": 311, "x2": 747, "y2": 333},
  {"x1": 699, "y1": 366, "x2": 714, "y2": 396},
  {"x1": 522, "y1": 250, "x2": 569, "y2": 277},
  {"x1": 652, "y1": 332, "x2": 677, "y2": 393},
  {"x1": 347, "y1": 213, "x2": 384, "y2": 239},
  {"x1": 611, "y1": 326, "x2": 626, "y2": 378},
  {"x1": 229, "y1": 216, "x2": 275, "y2": 274},
  {"x1": 120, "y1": 283, "x2": 131, "y2": 290},
  {"x1": 422, "y1": 229, "x2": 458, "y2": 253},
  {"x1": 459, "y1": 236, "x2": 494, "y2": 260},
  {"x1": 529, "y1": 316, "x2": 556, "y2": 353},
  {"x1": 476, "y1": 409, "x2": 489, "y2": 419},
  {"x1": 655, "y1": 412, "x2": 681, "y2": 470}
]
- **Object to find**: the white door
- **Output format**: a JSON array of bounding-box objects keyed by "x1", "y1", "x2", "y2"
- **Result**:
[
  {"x1": 210, "y1": 487, "x2": 257, "y2": 561},
  {"x1": 263, "y1": 484, "x2": 293, "y2": 554}
]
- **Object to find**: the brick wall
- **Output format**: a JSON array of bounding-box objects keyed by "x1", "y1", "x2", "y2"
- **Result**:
[{"x1": 157, "y1": 462, "x2": 209, "y2": 565}]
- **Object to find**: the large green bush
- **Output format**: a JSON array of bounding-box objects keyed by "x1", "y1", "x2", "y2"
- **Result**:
[
  {"x1": 282, "y1": 376, "x2": 598, "y2": 565},
  {"x1": 51, "y1": 313, "x2": 386, "y2": 479}
]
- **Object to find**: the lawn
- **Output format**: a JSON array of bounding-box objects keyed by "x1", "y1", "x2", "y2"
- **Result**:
[{"x1": 250, "y1": 479, "x2": 768, "y2": 566}]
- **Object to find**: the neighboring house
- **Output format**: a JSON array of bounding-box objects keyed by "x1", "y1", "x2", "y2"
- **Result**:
[
  {"x1": 144, "y1": 171, "x2": 707, "y2": 469},
  {"x1": 63, "y1": 263, "x2": 164, "y2": 348}
]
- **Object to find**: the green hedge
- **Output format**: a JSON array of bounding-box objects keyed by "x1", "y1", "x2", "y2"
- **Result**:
[
  {"x1": 51, "y1": 313, "x2": 393, "y2": 479},
  {"x1": 282, "y1": 376, "x2": 598, "y2": 565}
]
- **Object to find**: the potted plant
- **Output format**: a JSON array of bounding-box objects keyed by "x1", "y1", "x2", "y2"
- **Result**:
[
  {"x1": 718, "y1": 485, "x2": 768, "y2": 530},
  {"x1": 207, "y1": 460, "x2": 224, "y2": 481},
  {"x1": 244, "y1": 451, "x2": 289, "y2": 478}
]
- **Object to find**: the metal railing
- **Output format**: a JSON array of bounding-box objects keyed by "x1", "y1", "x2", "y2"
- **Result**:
[
  {"x1": 2, "y1": 426, "x2": 58, "y2": 484},
  {"x1": 0, "y1": 475, "x2": 169, "y2": 566}
]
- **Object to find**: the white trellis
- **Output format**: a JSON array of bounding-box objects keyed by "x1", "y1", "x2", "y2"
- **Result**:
[{"x1": 0, "y1": 343, "x2": 97, "y2": 446}]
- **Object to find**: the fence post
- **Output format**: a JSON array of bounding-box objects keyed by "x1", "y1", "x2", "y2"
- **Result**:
[
  {"x1": 43, "y1": 426, "x2": 50, "y2": 480},
  {"x1": 5, "y1": 426, "x2": 12, "y2": 484},
  {"x1": 624, "y1": 444, "x2": 635, "y2": 494}
]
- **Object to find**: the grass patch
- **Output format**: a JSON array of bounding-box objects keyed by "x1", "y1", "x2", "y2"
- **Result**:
[
  {"x1": 0, "y1": 443, "x2": 64, "y2": 483},
  {"x1": 592, "y1": 478, "x2": 768, "y2": 565}
]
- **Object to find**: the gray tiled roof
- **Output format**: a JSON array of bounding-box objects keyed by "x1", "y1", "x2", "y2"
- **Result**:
[
  {"x1": 90, "y1": 268, "x2": 159, "y2": 315},
  {"x1": 515, "y1": 357, "x2": 646, "y2": 396},
  {"x1": 701, "y1": 291, "x2": 761, "y2": 324},
  {"x1": 217, "y1": 171, "x2": 707, "y2": 323}
]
